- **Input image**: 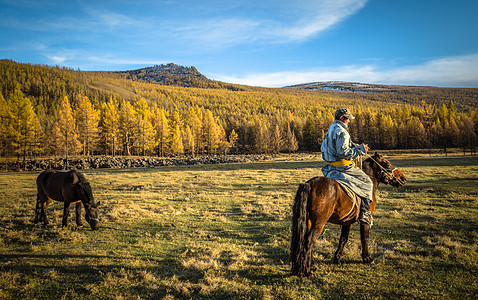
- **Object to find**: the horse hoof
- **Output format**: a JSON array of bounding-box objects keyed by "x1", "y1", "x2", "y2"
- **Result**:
[
  {"x1": 362, "y1": 256, "x2": 373, "y2": 264},
  {"x1": 333, "y1": 257, "x2": 342, "y2": 264}
]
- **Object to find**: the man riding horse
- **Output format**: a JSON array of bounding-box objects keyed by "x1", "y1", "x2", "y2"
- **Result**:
[{"x1": 321, "y1": 108, "x2": 373, "y2": 226}]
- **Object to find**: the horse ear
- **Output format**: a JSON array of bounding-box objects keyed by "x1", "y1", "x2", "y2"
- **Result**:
[
  {"x1": 374, "y1": 152, "x2": 383, "y2": 160},
  {"x1": 71, "y1": 172, "x2": 80, "y2": 184}
]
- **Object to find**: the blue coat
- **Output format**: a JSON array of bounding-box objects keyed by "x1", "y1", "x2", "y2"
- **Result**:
[{"x1": 321, "y1": 120, "x2": 373, "y2": 201}]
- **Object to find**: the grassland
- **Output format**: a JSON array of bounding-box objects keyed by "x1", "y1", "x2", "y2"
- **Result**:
[{"x1": 0, "y1": 153, "x2": 477, "y2": 299}]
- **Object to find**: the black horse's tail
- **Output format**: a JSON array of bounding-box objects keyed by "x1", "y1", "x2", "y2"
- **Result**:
[{"x1": 290, "y1": 182, "x2": 314, "y2": 276}]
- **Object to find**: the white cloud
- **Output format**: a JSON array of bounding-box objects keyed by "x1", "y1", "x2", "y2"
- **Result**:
[
  {"x1": 213, "y1": 53, "x2": 478, "y2": 87},
  {"x1": 45, "y1": 55, "x2": 66, "y2": 65},
  {"x1": 172, "y1": 18, "x2": 261, "y2": 47},
  {"x1": 85, "y1": 56, "x2": 169, "y2": 68},
  {"x1": 273, "y1": 0, "x2": 369, "y2": 42},
  {"x1": 170, "y1": 0, "x2": 369, "y2": 47},
  {"x1": 381, "y1": 54, "x2": 478, "y2": 87}
]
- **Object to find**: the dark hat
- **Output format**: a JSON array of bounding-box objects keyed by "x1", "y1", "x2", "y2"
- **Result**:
[{"x1": 335, "y1": 108, "x2": 355, "y2": 120}]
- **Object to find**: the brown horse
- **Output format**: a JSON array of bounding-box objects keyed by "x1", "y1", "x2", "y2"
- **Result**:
[
  {"x1": 34, "y1": 169, "x2": 100, "y2": 230},
  {"x1": 290, "y1": 153, "x2": 406, "y2": 276}
]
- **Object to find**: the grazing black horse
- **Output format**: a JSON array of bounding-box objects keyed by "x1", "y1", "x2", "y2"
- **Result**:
[
  {"x1": 290, "y1": 153, "x2": 406, "y2": 276},
  {"x1": 34, "y1": 169, "x2": 100, "y2": 230}
]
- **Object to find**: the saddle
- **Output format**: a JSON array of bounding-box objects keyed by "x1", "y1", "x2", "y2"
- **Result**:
[{"x1": 336, "y1": 181, "x2": 361, "y2": 221}]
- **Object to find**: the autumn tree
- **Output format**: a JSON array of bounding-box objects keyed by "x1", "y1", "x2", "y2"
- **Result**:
[
  {"x1": 134, "y1": 98, "x2": 155, "y2": 155},
  {"x1": 251, "y1": 114, "x2": 270, "y2": 153},
  {"x1": 227, "y1": 129, "x2": 238, "y2": 154},
  {"x1": 53, "y1": 96, "x2": 80, "y2": 166},
  {"x1": 8, "y1": 88, "x2": 42, "y2": 165},
  {"x1": 0, "y1": 92, "x2": 13, "y2": 156},
  {"x1": 203, "y1": 109, "x2": 224, "y2": 155},
  {"x1": 457, "y1": 115, "x2": 477, "y2": 154},
  {"x1": 75, "y1": 95, "x2": 100, "y2": 156},
  {"x1": 151, "y1": 106, "x2": 170, "y2": 157},
  {"x1": 185, "y1": 106, "x2": 203, "y2": 156},
  {"x1": 270, "y1": 123, "x2": 284, "y2": 153},
  {"x1": 169, "y1": 107, "x2": 184, "y2": 156},
  {"x1": 183, "y1": 125, "x2": 195, "y2": 155},
  {"x1": 99, "y1": 96, "x2": 120, "y2": 156},
  {"x1": 119, "y1": 99, "x2": 137, "y2": 156},
  {"x1": 284, "y1": 122, "x2": 299, "y2": 153}
]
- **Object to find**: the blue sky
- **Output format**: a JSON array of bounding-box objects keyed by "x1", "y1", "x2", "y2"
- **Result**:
[{"x1": 1, "y1": 0, "x2": 478, "y2": 87}]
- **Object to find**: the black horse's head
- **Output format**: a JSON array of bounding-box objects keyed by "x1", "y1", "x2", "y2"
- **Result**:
[
  {"x1": 73, "y1": 172, "x2": 100, "y2": 230},
  {"x1": 370, "y1": 152, "x2": 406, "y2": 187}
]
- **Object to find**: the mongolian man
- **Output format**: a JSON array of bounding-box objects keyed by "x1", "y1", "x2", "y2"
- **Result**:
[{"x1": 321, "y1": 108, "x2": 373, "y2": 226}]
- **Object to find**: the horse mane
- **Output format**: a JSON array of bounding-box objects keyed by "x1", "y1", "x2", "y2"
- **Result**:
[
  {"x1": 361, "y1": 153, "x2": 394, "y2": 183},
  {"x1": 361, "y1": 157, "x2": 374, "y2": 178},
  {"x1": 70, "y1": 170, "x2": 94, "y2": 203},
  {"x1": 70, "y1": 170, "x2": 88, "y2": 184}
]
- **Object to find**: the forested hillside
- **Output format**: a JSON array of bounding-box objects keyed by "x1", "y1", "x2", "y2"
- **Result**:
[{"x1": 1, "y1": 59, "x2": 477, "y2": 162}]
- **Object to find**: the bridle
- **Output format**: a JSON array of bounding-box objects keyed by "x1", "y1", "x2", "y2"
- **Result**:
[
  {"x1": 366, "y1": 154, "x2": 405, "y2": 186},
  {"x1": 84, "y1": 204, "x2": 99, "y2": 224}
]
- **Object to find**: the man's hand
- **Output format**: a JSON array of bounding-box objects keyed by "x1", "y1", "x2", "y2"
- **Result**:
[{"x1": 363, "y1": 144, "x2": 370, "y2": 152}]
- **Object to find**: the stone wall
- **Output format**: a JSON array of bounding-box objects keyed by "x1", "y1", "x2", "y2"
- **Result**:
[{"x1": 0, "y1": 155, "x2": 272, "y2": 172}]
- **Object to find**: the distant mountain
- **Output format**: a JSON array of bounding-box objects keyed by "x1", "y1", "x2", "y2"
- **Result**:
[
  {"x1": 116, "y1": 63, "x2": 245, "y2": 91},
  {"x1": 119, "y1": 63, "x2": 208, "y2": 86},
  {"x1": 286, "y1": 81, "x2": 478, "y2": 111},
  {"x1": 285, "y1": 81, "x2": 395, "y2": 93}
]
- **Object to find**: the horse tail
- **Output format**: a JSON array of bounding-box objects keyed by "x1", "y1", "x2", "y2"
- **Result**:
[{"x1": 290, "y1": 181, "x2": 313, "y2": 276}]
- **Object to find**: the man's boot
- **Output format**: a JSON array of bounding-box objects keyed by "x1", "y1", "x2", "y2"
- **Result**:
[{"x1": 359, "y1": 197, "x2": 373, "y2": 226}]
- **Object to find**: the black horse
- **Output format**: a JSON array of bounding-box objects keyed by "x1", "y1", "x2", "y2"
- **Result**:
[{"x1": 34, "y1": 169, "x2": 100, "y2": 230}]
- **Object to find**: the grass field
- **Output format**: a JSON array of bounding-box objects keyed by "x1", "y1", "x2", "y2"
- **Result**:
[{"x1": 0, "y1": 153, "x2": 477, "y2": 299}]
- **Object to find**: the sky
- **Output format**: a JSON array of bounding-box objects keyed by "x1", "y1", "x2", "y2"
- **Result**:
[{"x1": 1, "y1": 0, "x2": 478, "y2": 88}]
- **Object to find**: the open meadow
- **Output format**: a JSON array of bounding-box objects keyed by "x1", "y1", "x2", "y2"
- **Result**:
[{"x1": 0, "y1": 153, "x2": 477, "y2": 299}]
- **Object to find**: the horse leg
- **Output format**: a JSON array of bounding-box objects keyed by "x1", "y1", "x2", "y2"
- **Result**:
[
  {"x1": 75, "y1": 202, "x2": 83, "y2": 227},
  {"x1": 360, "y1": 224, "x2": 373, "y2": 263},
  {"x1": 333, "y1": 224, "x2": 351, "y2": 264},
  {"x1": 33, "y1": 194, "x2": 42, "y2": 223},
  {"x1": 62, "y1": 202, "x2": 71, "y2": 227},
  {"x1": 304, "y1": 222, "x2": 326, "y2": 275},
  {"x1": 39, "y1": 197, "x2": 51, "y2": 226}
]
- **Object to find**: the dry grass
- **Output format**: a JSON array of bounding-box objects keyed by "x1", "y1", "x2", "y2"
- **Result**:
[{"x1": 0, "y1": 153, "x2": 477, "y2": 299}]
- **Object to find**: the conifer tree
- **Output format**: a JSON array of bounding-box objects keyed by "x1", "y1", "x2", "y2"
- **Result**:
[
  {"x1": 271, "y1": 123, "x2": 284, "y2": 153},
  {"x1": 99, "y1": 96, "x2": 120, "y2": 156},
  {"x1": 251, "y1": 114, "x2": 270, "y2": 154},
  {"x1": 190, "y1": 106, "x2": 204, "y2": 155},
  {"x1": 75, "y1": 95, "x2": 99, "y2": 156},
  {"x1": 53, "y1": 95, "x2": 80, "y2": 166},
  {"x1": 0, "y1": 92, "x2": 13, "y2": 156},
  {"x1": 228, "y1": 129, "x2": 238, "y2": 154},
  {"x1": 151, "y1": 106, "x2": 170, "y2": 157},
  {"x1": 9, "y1": 90, "x2": 42, "y2": 165},
  {"x1": 203, "y1": 109, "x2": 222, "y2": 155},
  {"x1": 119, "y1": 99, "x2": 137, "y2": 156},
  {"x1": 184, "y1": 125, "x2": 195, "y2": 155},
  {"x1": 406, "y1": 116, "x2": 427, "y2": 149},
  {"x1": 170, "y1": 124, "x2": 184, "y2": 155},
  {"x1": 457, "y1": 115, "x2": 476, "y2": 154},
  {"x1": 134, "y1": 98, "x2": 155, "y2": 155},
  {"x1": 285, "y1": 122, "x2": 299, "y2": 153}
]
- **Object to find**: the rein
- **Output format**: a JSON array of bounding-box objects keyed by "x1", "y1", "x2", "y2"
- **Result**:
[{"x1": 366, "y1": 154, "x2": 405, "y2": 186}]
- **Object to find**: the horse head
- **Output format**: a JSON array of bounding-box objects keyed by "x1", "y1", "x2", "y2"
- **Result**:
[
  {"x1": 370, "y1": 152, "x2": 406, "y2": 187},
  {"x1": 73, "y1": 172, "x2": 100, "y2": 230}
]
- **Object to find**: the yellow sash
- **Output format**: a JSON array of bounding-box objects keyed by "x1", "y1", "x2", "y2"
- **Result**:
[{"x1": 327, "y1": 160, "x2": 354, "y2": 167}]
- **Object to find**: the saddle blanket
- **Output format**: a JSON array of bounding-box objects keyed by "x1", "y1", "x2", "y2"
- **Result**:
[{"x1": 336, "y1": 181, "x2": 361, "y2": 220}]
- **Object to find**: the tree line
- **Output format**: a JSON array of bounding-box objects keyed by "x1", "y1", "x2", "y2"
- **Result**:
[{"x1": 0, "y1": 60, "x2": 477, "y2": 163}]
